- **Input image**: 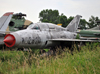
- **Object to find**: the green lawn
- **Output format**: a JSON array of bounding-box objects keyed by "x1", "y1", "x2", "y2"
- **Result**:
[{"x1": 0, "y1": 43, "x2": 100, "y2": 74}]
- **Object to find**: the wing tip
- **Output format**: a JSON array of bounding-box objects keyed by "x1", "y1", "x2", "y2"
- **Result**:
[{"x1": 3, "y1": 12, "x2": 13, "y2": 16}]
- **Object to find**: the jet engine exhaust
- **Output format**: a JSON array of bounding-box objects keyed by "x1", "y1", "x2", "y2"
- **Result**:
[{"x1": 4, "y1": 34, "x2": 16, "y2": 47}]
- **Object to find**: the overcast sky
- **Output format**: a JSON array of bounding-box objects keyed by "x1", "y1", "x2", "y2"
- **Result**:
[{"x1": 0, "y1": 0, "x2": 100, "y2": 23}]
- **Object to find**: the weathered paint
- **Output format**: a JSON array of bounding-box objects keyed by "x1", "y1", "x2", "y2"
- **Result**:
[{"x1": 4, "y1": 15, "x2": 82, "y2": 49}]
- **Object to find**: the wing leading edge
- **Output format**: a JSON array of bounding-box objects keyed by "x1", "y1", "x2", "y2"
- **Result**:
[{"x1": 48, "y1": 39, "x2": 98, "y2": 42}]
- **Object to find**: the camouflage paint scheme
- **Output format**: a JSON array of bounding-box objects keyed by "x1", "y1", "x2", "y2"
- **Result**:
[
  {"x1": 78, "y1": 25, "x2": 100, "y2": 40},
  {"x1": 8, "y1": 18, "x2": 32, "y2": 31},
  {"x1": 6, "y1": 12, "x2": 33, "y2": 32}
]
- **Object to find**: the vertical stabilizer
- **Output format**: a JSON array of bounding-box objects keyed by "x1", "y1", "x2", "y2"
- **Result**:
[
  {"x1": 0, "y1": 12, "x2": 13, "y2": 31},
  {"x1": 66, "y1": 15, "x2": 82, "y2": 32}
]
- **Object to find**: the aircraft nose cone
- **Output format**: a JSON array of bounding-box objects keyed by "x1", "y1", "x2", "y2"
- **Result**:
[
  {"x1": 4, "y1": 37, "x2": 13, "y2": 45},
  {"x1": 4, "y1": 34, "x2": 16, "y2": 47}
]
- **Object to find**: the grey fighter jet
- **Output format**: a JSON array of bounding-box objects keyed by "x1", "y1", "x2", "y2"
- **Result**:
[{"x1": 4, "y1": 15, "x2": 92, "y2": 49}]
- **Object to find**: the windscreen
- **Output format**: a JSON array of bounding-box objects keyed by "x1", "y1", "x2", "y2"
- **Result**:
[{"x1": 27, "y1": 24, "x2": 40, "y2": 30}]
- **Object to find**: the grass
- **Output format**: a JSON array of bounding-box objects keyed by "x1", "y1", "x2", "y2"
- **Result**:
[{"x1": 0, "y1": 43, "x2": 100, "y2": 74}]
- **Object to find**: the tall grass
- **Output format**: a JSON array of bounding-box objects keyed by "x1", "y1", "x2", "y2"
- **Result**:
[{"x1": 0, "y1": 43, "x2": 100, "y2": 74}]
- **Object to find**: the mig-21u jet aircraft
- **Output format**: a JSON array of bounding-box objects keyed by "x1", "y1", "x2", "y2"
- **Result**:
[{"x1": 3, "y1": 15, "x2": 93, "y2": 50}]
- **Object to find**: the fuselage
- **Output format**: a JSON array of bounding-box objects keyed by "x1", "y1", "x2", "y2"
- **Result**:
[{"x1": 4, "y1": 23, "x2": 77, "y2": 49}]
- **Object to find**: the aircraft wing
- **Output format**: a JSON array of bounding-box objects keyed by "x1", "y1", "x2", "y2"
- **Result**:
[
  {"x1": 0, "y1": 36, "x2": 4, "y2": 45},
  {"x1": 0, "y1": 31, "x2": 12, "y2": 34},
  {"x1": 48, "y1": 38, "x2": 98, "y2": 42},
  {"x1": 0, "y1": 41, "x2": 4, "y2": 45}
]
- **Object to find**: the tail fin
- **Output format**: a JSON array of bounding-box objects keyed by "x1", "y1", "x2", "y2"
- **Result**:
[
  {"x1": 66, "y1": 15, "x2": 82, "y2": 32},
  {"x1": 0, "y1": 12, "x2": 13, "y2": 31}
]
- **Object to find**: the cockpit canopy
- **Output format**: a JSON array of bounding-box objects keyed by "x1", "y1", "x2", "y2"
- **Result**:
[
  {"x1": 27, "y1": 23, "x2": 65, "y2": 31},
  {"x1": 27, "y1": 23, "x2": 40, "y2": 30}
]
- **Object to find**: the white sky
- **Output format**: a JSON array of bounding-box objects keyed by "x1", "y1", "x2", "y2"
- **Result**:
[{"x1": 0, "y1": 0, "x2": 100, "y2": 23}]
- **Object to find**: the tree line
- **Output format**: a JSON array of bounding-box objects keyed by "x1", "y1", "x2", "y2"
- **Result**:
[{"x1": 39, "y1": 9, "x2": 100, "y2": 29}]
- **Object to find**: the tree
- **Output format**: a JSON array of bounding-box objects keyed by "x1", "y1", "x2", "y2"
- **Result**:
[
  {"x1": 88, "y1": 16, "x2": 100, "y2": 28},
  {"x1": 39, "y1": 9, "x2": 100, "y2": 29},
  {"x1": 39, "y1": 9, "x2": 59, "y2": 24},
  {"x1": 79, "y1": 19, "x2": 88, "y2": 29},
  {"x1": 59, "y1": 13, "x2": 67, "y2": 27}
]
